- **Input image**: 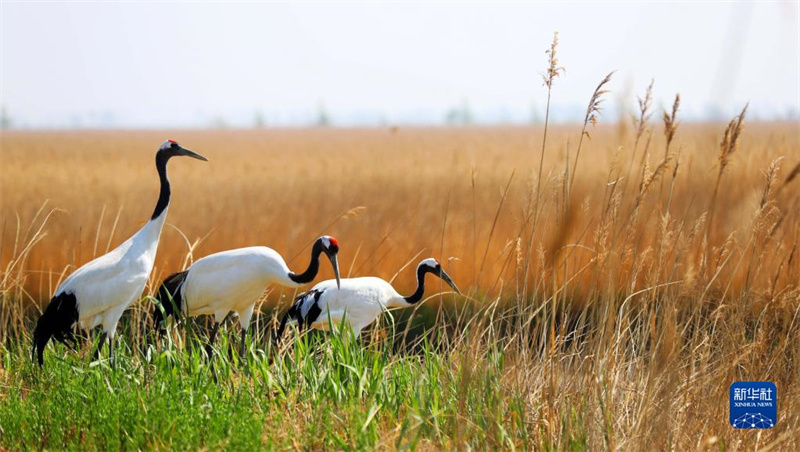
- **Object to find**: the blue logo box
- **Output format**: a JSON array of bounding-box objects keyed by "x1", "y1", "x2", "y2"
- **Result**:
[{"x1": 730, "y1": 382, "x2": 777, "y2": 429}]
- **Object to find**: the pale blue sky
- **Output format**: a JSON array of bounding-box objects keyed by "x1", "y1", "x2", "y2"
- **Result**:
[{"x1": 1, "y1": 2, "x2": 798, "y2": 127}]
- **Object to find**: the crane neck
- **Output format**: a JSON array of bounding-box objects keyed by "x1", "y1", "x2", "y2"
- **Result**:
[
  {"x1": 402, "y1": 266, "x2": 433, "y2": 305},
  {"x1": 288, "y1": 241, "x2": 323, "y2": 285},
  {"x1": 151, "y1": 153, "x2": 171, "y2": 221}
]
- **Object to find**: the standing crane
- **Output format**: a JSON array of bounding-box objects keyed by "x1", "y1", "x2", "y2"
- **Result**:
[
  {"x1": 275, "y1": 258, "x2": 460, "y2": 342},
  {"x1": 32, "y1": 140, "x2": 208, "y2": 366},
  {"x1": 153, "y1": 236, "x2": 341, "y2": 358}
]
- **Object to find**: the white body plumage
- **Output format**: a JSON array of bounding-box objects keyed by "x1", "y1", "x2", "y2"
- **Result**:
[
  {"x1": 179, "y1": 246, "x2": 307, "y2": 328},
  {"x1": 58, "y1": 210, "x2": 167, "y2": 336}
]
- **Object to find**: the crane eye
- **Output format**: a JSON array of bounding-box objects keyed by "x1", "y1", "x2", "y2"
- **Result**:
[{"x1": 170, "y1": 142, "x2": 178, "y2": 149}]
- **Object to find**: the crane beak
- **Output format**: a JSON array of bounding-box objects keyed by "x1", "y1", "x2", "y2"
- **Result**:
[
  {"x1": 179, "y1": 147, "x2": 209, "y2": 162},
  {"x1": 328, "y1": 254, "x2": 341, "y2": 289},
  {"x1": 438, "y1": 268, "x2": 461, "y2": 295}
]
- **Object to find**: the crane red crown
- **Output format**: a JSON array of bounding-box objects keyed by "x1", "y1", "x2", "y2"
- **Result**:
[
  {"x1": 168, "y1": 139, "x2": 177, "y2": 143},
  {"x1": 328, "y1": 237, "x2": 339, "y2": 248}
]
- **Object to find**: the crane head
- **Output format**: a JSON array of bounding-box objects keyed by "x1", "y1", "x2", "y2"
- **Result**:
[
  {"x1": 158, "y1": 139, "x2": 209, "y2": 161},
  {"x1": 419, "y1": 258, "x2": 461, "y2": 294},
  {"x1": 318, "y1": 236, "x2": 341, "y2": 289}
]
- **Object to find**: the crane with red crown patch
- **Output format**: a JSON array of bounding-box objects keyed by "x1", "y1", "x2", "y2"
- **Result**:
[{"x1": 153, "y1": 235, "x2": 341, "y2": 359}]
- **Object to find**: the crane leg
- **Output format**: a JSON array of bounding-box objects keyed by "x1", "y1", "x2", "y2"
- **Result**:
[
  {"x1": 237, "y1": 306, "x2": 254, "y2": 361},
  {"x1": 239, "y1": 328, "x2": 247, "y2": 359},
  {"x1": 205, "y1": 322, "x2": 220, "y2": 358},
  {"x1": 109, "y1": 336, "x2": 115, "y2": 368},
  {"x1": 92, "y1": 331, "x2": 107, "y2": 361}
]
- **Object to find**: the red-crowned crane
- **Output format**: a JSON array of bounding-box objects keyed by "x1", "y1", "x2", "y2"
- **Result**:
[
  {"x1": 153, "y1": 236, "x2": 341, "y2": 357},
  {"x1": 32, "y1": 140, "x2": 208, "y2": 366},
  {"x1": 275, "y1": 258, "x2": 460, "y2": 342}
]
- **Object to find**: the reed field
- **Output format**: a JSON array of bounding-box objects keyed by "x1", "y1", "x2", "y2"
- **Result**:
[{"x1": 2, "y1": 82, "x2": 800, "y2": 449}]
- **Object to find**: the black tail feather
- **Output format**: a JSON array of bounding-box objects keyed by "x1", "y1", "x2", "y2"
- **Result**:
[
  {"x1": 153, "y1": 270, "x2": 188, "y2": 336},
  {"x1": 274, "y1": 305, "x2": 296, "y2": 345},
  {"x1": 274, "y1": 289, "x2": 326, "y2": 345},
  {"x1": 274, "y1": 291, "x2": 307, "y2": 345},
  {"x1": 32, "y1": 292, "x2": 78, "y2": 366}
]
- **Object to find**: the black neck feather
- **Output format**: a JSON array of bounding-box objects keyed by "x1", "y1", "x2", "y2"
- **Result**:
[
  {"x1": 151, "y1": 153, "x2": 171, "y2": 220},
  {"x1": 288, "y1": 241, "x2": 323, "y2": 285},
  {"x1": 404, "y1": 266, "x2": 432, "y2": 305}
]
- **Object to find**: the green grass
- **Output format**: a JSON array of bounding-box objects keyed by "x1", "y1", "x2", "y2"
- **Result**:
[{"x1": 0, "y1": 319, "x2": 545, "y2": 451}]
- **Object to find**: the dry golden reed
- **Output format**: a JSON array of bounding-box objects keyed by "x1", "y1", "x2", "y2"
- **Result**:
[{"x1": 1, "y1": 114, "x2": 799, "y2": 449}]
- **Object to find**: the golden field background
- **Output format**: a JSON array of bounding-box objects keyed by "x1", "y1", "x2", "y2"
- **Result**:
[
  {"x1": 1, "y1": 123, "x2": 798, "y2": 305},
  {"x1": 2, "y1": 118, "x2": 800, "y2": 449}
]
